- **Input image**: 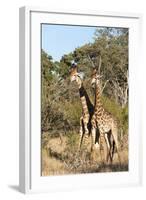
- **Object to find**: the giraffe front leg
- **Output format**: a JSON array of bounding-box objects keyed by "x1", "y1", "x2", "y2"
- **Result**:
[
  {"x1": 90, "y1": 121, "x2": 100, "y2": 161},
  {"x1": 91, "y1": 127, "x2": 97, "y2": 151},
  {"x1": 82, "y1": 120, "x2": 89, "y2": 148},
  {"x1": 78, "y1": 117, "x2": 84, "y2": 151},
  {"x1": 91, "y1": 126, "x2": 100, "y2": 162},
  {"x1": 91, "y1": 118, "x2": 97, "y2": 151},
  {"x1": 99, "y1": 133, "x2": 106, "y2": 164}
]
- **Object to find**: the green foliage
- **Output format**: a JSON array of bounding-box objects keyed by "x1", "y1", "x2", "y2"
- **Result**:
[
  {"x1": 41, "y1": 49, "x2": 55, "y2": 82},
  {"x1": 63, "y1": 101, "x2": 82, "y2": 126},
  {"x1": 66, "y1": 132, "x2": 79, "y2": 149},
  {"x1": 41, "y1": 27, "x2": 128, "y2": 135},
  {"x1": 121, "y1": 106, "x2": 128, "y2": 133},
  {"x1": 101, "y1": 96, "x2": 128, "y2": 134},
  {"x1": 59, "y1": 53, "x2": 74, "y2": 78}
]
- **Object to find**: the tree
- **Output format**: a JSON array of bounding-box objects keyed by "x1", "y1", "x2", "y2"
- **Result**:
[
  {"x1": 92, "y1": 28, "x2": 128, "y2": 107},
  {"x1": 41, "y1": 27, "x2": 128, "y2": 135}
]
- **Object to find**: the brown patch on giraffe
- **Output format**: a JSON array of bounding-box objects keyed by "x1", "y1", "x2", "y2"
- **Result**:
[
  {"x1": 91, "y1": 68, "x2": 98, "y2": 78},
  {"x1": 69, "y1": 66, "x2": 77, "y2": 76}
]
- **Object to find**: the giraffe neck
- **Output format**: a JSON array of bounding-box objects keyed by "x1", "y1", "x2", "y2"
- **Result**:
[
  {"x1": 94, "y1": 83, "x2": 103, "y2": 114},
  {"x1": 79, "y1": 84, "x2": 94, "y2": 116}
]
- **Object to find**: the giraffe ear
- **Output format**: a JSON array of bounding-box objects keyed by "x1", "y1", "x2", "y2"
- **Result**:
[{"x1": 78, "y1": 72, "x2": 84, "y2": 80}]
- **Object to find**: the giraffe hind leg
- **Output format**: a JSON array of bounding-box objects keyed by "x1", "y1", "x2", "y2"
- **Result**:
[
  {"x1": 104, "y1": 133, "x2": 112, "y2": 164},
  {"x1": 107, "y1": 131, "x2": 115, "y2": 163},
  {"x1": 108, "y1": 132, "x2": 115, "y2": 163},
  {"x1": 111, "y1": 125, "x2": 121, "y2": 165},
  {"x1": 78, "y1": 117, "x2": 84, "y2": 151}
]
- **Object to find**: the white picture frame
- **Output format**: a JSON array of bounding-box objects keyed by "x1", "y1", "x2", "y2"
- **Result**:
[{"x1": 19, "y1": 6, "x2": 143, "y2": 194}]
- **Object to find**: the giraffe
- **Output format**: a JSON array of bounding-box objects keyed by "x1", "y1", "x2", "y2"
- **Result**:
[
  {"x1": 69, "y1": 63, "x2": 96, "y2": 151},
  {"x1": 90, "y1": 68, "x2": 121, "y2": 164}
]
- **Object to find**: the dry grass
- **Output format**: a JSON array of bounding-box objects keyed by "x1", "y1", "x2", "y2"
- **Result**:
[
  {"x1": 41, "y1": 132, "x2": 128, "y2": 176},
  {"x1": 41, "y1": 148, "x2": 65, "y2": 176}
]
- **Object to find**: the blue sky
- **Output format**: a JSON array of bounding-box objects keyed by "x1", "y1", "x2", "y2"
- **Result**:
[{"x1": 42, "y1": 24, "x2": 96, "y2": 61}]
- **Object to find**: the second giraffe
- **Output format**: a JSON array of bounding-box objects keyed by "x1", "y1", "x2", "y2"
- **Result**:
[{"x1": 90, "y1": 68, "x2": 121, "y2": 164}]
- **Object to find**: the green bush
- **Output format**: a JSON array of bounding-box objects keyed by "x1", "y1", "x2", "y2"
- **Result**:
[
  {"x1": 101, "y1": 95, "x2": 128, "y2": 135},
  {"x1": 62, "y1": 100, "x2": 82, "y2": 126},
  {"x1": 66, "y1": 131, "x2": 79, "y2": 149}
]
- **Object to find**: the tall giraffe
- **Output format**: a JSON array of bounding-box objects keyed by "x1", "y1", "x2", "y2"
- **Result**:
[
  {"x1": 69, "y1": 63, "x2": 95, "y2": 150},
  {"x1": 90, "y1": 68, "x2": 121, "y2": 164}
]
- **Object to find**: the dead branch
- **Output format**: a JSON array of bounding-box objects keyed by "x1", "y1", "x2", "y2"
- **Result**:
[
  {"x1": 111, "y1": 80, "x2": 128, "y2": 107},
  {"x1": 98, "y1": 55, "x2": 102, "y2": 74},
  {"x1": 87, "y1": 54, "x2": 96, "y2": 68},
  {"x1": 100, "y1": 80, "x2": 109, "y2": 94}
]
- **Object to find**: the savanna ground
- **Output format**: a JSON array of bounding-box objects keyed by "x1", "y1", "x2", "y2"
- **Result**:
[
  {"x1": 41, "y1": 27, "x2": 129, "y2": 176},
  {"x1": 41, "y1": 130, "x2": 128, "y2": 176}
]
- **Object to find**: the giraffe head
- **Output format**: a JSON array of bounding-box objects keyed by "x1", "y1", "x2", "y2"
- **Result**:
[
  {"x1": 91, "y1": 68, "x2": 102, "y2": 87},
  {"x1": 70, "y1": 62, "x2": 84, "y2": 87}
]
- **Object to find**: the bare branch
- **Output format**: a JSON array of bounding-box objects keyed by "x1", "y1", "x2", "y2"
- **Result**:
[
  {"x1": 111, "y1": 79, "x2": 128, "y2": 107},
  {"x1": 100, "y1": 80, "x2": 109, "y2": 94},
  {"x1": 87, "y1": 54, "x2": 96, "y2": 68},
  {"x1": 118, "y1": 63, "x2": 128, "y2": 80},
  {"x1": 98, "y1": 55, "x2": 102, "y2": 74}
]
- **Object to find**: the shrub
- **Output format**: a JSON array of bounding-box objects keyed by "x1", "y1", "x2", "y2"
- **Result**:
[
  {"x1": 101, "y1": 95, "x2": 128, "y2": 135},
  {"x1": 62, "y1": 101, "x2": 82, "y2": 127},
  {"x1": 66, "y1": 131, "x2": 79, "y2": 149}
]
